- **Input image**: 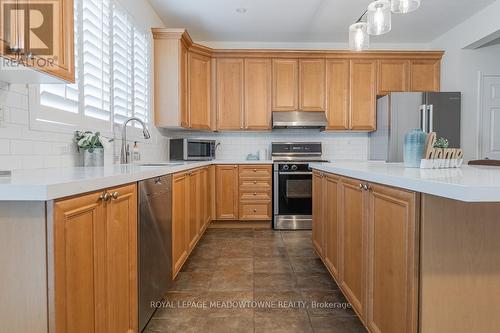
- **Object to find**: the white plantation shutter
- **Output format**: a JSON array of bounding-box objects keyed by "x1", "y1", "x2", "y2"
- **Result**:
[
  {"x1": 133, "y1": 29, "x2": 149, "y2": 124},
  {"x1": 82, "y1": 0, "x2": 111, "y2": 121},
  {"x1": 34, "y1": 0, "x2": 151, "y2": 133},
  {"x1": 112, "y1": 6, "x2": 133, "y2": 125}
]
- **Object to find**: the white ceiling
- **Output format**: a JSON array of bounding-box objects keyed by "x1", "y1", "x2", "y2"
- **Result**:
[{"x1": 147, "y1": 0, "x2": 495, "y2": 44}]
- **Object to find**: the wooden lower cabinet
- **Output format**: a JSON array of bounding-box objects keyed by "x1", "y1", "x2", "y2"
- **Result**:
[
  {"x1": 313, "y1": 172, "x2": 419, "y2": 333},
  {"x1": 324, "y1": 174, "x2": 341, "y2": 281},
  {"x1": 366, "y1": 183, "x2": 419, "y2": 333},
  {"x1": 312, "y1": 171, "x2": 325, "y2": 257},
  {"x1": 238, "y1": 165, "x2": 272, "y2": 221},
  {"x1": 53, "y1": 183, "x2": 137, "y2": 333},
  {"x1": 172, "y1": 172, "x2": 189, "y2": 278},
  {"x1": 172, "y1": 167, "x2": 212, "y2": 277},
  {"x1": 216, "y1": 165, "x2": 240, "y2": 220},
  {"x1": 339, "y1": 177, "x2": 366, "y2": 317}
]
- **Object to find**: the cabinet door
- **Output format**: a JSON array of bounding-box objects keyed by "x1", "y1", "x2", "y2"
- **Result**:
[
  {"x1": 350, "y1": 60, "x2": 377, "y2": 131},
  {"x1": 217, "y1": 58, "x2": 244, "y2": 130},
  {"x1": 340, "y1": 177, "x2": 366, "y2": 317},
  {"x1": 216, "y1": 165, "x2": 239, "y2": 220},
  {"x1": 272, "y1": 59, "x2": 299, "y2": 111},
  {"x1": 54, "y1": 191, "x2": 104, "y2": 333},
  {"x1": 180, "y1": 42, "x2": 189, "y2": 127},
  {"x1": 188, "y1": 52, "x2": 212, "y2": 130},
  {"x1": 312, "y1": 171, "x2": 325, "y2": 258},
  {"x1": 244, "y1": 58, "x2": 272, "y2": 130},
  {"x1": 104, "y1": 183, "x2": 138, "y2": 333},
  {"x1": 299, "y1": 59, "x2": 326, "y2": 111},
  {"x1": 378, "y1": 60, "x2": 410, "y2": 95},
  {"x1": 326, "y1": 60, "x2": 350, "y2": 130},
  {"x1": 367, "y1": 184, "x2": 419, "y2": 333},
  {"x1": 410, "y1": 60, "x2": 440, "y2": 92},
  {"x1": 188, "y1": 170, "x2": 201, "y2": 250},
  {"x1": 0, "y1": 0, "x2": 75, "y2": 82},
  {"x1": 324, "y1": 174, "x2": 340, "y2": 281},
  {"x1": 172, "y1": 172, "x2": 189, "y2": 278}
]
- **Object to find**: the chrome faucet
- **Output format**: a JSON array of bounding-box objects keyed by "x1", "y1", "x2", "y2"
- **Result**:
[{"x1": 120, "y1": 117, "x2": 151, "y2": 164}]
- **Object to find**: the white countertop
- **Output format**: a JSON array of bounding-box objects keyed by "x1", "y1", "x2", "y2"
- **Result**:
[
  {"x1": 0, "y1": 159, "x2": 272, "y2": 201},
  {"x1": 310, "y1": 161, "x2": 500, "y2": 202}
]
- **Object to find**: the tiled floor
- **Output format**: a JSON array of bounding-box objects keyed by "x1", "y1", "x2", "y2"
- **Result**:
[{"x1": 144, "y1": 229, "x2": 367, "y2": 333}]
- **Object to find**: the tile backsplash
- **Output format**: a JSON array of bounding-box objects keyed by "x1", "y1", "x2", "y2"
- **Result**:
[{"x1": 162, "y1": 130, "x2": 369, "y2": 161}]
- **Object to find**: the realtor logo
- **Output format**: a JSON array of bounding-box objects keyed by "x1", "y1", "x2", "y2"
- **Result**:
[{"x1": 0, "y1": 0, "x2": 60, "y2": 69}]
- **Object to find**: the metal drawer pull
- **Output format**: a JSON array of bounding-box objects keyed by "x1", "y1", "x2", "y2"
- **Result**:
[
  {"x1": 253, "y1": 193, "x2": 257, "y2": 196},
  {"x1": 253, "y1": 209, "x2": 257, "y2": 212},
  {"x1": 99, "y1": 192, "x2": 111, "y2": 201},
  {"x1": 111, "y1": 192, "x2": 120, "y2": 199}
]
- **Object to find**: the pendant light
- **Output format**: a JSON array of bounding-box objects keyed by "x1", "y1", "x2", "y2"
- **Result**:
[
  {"x1": 349, "y1": 22, "x2": 369, "y2": 51},
  {"x1": 391, "y1": 0, "x2": 421, "y2": 14},
  {"x1": 367, "y1": 0, "x2": 392, "y2": 35}
]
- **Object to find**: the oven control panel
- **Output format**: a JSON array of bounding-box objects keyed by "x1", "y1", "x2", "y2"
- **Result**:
[{"x1": 277, "y1": 163, "x2": 311, "y2": 172}]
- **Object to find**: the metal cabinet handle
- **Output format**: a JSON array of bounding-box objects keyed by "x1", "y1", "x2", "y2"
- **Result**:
[
  {"x1": 253, "y1": 209, "x2": 257, "y2": 212},
  {"x1": 234, "y1": 165, "x2": 238, "y2": 169},
  {"x1": 253, "y1": 193, "x2": 257, "y2": 196},
  {"x1": 359, "y1": 184, "x2": 364, "y2": 189},
  {"x1": 253, "y1": 169, "x2": 257, "y2": 172},
  {"x1": 111, "y1": 192, "x2": 120, "y2": 199},
  {"x1": 253, "y1": 181, "x2": 257, "y2": 184},
  {"x1": 100, "y1": 192, "x2": 111, "y2": 201}
]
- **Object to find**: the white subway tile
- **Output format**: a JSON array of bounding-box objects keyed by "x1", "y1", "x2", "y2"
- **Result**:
[{"x1": 10, "y1": 140, "x2": 33, "y2": 155}]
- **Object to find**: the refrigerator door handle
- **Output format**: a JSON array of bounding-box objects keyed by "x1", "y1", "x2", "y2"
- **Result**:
[
  {"x1": 427, "y1": 104, "x2": 434, "y2": 133},
  {"x1": 420, "y1": 104, "x2": 428, "y2": 132}
]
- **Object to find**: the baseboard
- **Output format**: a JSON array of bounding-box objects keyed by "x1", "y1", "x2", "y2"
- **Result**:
[{"x1": 208, "y1": 220, "x2": 272, "y2": 229}]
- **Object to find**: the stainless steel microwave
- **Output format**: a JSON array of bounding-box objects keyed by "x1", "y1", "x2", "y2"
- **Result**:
[{"x1": 169, "y1": 139, "x2": 216, "y2": 161}]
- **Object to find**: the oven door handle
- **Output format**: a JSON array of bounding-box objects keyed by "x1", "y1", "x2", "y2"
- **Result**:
[{"x1": 278, "y1": 172, "x2": 313, "y2": 175}]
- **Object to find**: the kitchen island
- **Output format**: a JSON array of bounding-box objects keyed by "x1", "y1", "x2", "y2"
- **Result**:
[{"x1": 310, "y1": 161, "x2": 500, "y2": 333}]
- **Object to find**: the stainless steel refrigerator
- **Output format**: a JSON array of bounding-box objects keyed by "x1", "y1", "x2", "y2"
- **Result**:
[{"x1": 370, "y1": 92, "x2": 461, "y2": 162}]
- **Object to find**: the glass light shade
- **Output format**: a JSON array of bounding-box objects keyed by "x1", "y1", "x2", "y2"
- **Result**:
[
  {"x1": 367, "y1": 0, "x2": 392, "y2": 35},
  {"x1": 391, "y1": 0, "x2": 421, "y2": 13},
  {"x1": 349, "y1": 22, "x2": 369, "y2": 51}
]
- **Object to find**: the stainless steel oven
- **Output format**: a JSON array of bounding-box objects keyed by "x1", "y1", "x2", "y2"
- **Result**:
[
  {"x1": 274, "y1": 162, "x2": 313, "y2": 229},
  {"x1": 169, "y1": 138, "x2": 216, "y2": 161},
  {"x1": 272, "y1": 142, "x2": 326, "y2": 230}
]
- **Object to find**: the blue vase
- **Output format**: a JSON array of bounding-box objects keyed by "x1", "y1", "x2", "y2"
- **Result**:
[{"x1": 404, "y1": 129, "x2": 427, "y2": 168}]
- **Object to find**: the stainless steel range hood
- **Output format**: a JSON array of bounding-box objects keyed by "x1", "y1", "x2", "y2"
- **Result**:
[{"x1": 272, "y1": 111, "x2": 327, "y2": 130}]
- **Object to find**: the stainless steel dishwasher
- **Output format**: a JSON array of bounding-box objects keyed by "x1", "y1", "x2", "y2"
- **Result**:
[{"x1": 139, "y1": 175, "x2": 173, "y2": 331}]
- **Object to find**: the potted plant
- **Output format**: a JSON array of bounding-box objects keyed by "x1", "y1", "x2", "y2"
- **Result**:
[{"x1": 74, "y1": 131, "x2": 113, "y2": 167}]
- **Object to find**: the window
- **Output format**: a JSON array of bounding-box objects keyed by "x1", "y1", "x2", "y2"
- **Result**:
[{"x1": 31, "y1": 0, "x2": 151, "y2": 134}]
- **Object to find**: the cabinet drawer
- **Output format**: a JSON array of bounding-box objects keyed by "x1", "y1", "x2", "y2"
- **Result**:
[
  {"x1": 239, "y1": 165, "x2": 272, "y2": 179},
  {"x1": 240, "y1": 190, "x2": 272, "y2": 201},
  {"x1": 239, "y1": 202, "x2": 272, "y2": 220},
  {"x1": 239, "y1": 178, "x2": 272, "y2": 190}
]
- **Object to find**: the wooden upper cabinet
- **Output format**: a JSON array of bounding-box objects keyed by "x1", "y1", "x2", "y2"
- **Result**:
[
  {"x1": 350, "y1": 59, "x2": 377, "y2": 131},
  {"x1": 216, "y1": 165, "x2": 239, "y2": 220},
  {"x1": 54, "y1": 183, "x2": 138, "y2": 333},
  {"x1": 0, "y1": 0, "x2": 75, "y2": 83},
  {"x1": 410, "y1": 59, "x2": 440, "y2": 92},
  {"x1": 188, "y1": 52, "x2": 212, "y2": 130},
  {"x1": 299, "y1": 59, "x2": 326, "y2": 111},
  {"x1": 378, "y1": 60, "x2": 410, "y2": 95},
  {"x1": 340, "y1": 177, "x2": 366, "y2": 317},
  {"x1": 312, "y1": 171, "x2": 325, "y2": 258},
  {"x1": 244, "y1": 58, "x2": 272, "y2": 130},
  {"x1": 152, "y1": 29, "x2": 191, "y2": 129},
  {"x1": 216, "y1": 58, "x2": 244, "y2": 130},
  {"x1": 180, "y1": 43, "x2": 189, "y2": 127},
  {"x1": 367, "y1": 184, "x2": 419, "y2": 333},
  {"x1": 272, "y1": 59, "x2": 299, "y2": 111},
  {"x1": 326, "y1": 60, "x2": 350, "y2": 130}
]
